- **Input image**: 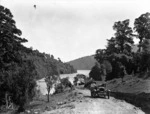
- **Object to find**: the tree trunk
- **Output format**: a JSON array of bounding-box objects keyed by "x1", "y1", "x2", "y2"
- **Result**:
[
  {"x1": 5, "y1": 92, "x2": 8, "y2": 109},
  {"x1": 25, "y1": 88, "x2": 29, "y2": 104},
  {"x1": 147, "y1": 67, "x2": 149, "y2": 73},
  {"x1": 47, "y1": 90, "x2": 50, "y2": 102},
  {"x1": 139, "y1": 39, "x2": 142, "y2": 52}
]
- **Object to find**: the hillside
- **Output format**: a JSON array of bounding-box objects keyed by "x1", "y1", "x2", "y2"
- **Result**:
[
  {"x1": 68, "y1": 55, "x2": 96, "y2": 70},
  {"x1": 67, "y1": 45, "x2": 138, "y2": 71},
  {"x1": 25, "y1": 49, "x2": 77, "y2": 79},
  {"x1": 106, "y1": 74, "x2": 150, "y2": 114}
]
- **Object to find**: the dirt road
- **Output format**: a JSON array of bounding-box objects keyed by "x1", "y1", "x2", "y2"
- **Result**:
[{"x1": 43, "y1": 89, "x2": 145, "y2": 114}]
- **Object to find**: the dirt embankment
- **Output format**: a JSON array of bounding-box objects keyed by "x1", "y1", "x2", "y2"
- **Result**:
[
  {"x1": 106, "y1": 76, "x2": 150, "y2": 114},
  {"x1": 110, "y1": 92, "x2": 150, "y2": 114}
]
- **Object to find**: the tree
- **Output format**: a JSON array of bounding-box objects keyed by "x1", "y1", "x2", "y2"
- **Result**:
[
  {"x1": 141, "y1": 39, "x2": 150, "y2": 52},
  {"x1": 94, "y1": 13, "x2": 150, "y2": 80},
  {"x1": 95, "y1": 19, "x2": 134, "y2": 80},
  {"x1": 117, "y1": 62, "x2": 126, "y2": 82},
  {"x1": 0, "y1": 5, "x2": 36, "y2": 112},
  {"x1": 60, "y1": 77, "x2": 73, "y2": 88},
  {"x1": 45, "y1": 75, "x2": 58, "y2": 102},
  {"x1": 89, "y1": 62, "x2": 102, "y2": 81},
  {"x1": 113, "y1": 19, "x2": 134, "y2": 54},
  {"x1": 137, "y1": 39, "x2": 150, "y2": 72},
  {"x1": 108, "y1": 19, "x2": 133, "y2": 74},
  {"x1": 134, "y1": 12, "x2": 150, "y2": 52},
  {"x1": 11, "y1": 60, "x2": 37, "y2": 112},
  {"x1": 106, "y1": 37, "x2": 120, "y2": 54},
  {"x1": 101, "y1": 60, "x2": 112, "y2": 75},
  {"x1": 58, "y1": 57, "x2": 62, "y2": 62},
  {"x1": 0, "y1": 5, "x2": 27, "y2": 70},
  {"x1": 45, "y1": 61, "x2": 59, "y2": 102},
  {"x1": 95, "y1": 49, "x2": 107, "y2": 63}
]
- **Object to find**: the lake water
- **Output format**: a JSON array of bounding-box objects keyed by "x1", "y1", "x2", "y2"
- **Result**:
[
  {"x1": 36, "y1": 70, "x2": 91, "y2": 95},
  {"x1": 60, "y1": 70, "x2": 90, "y2": 83}
]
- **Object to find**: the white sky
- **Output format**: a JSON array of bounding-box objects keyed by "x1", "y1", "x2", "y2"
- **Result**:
[{"x1": 1, "y1": 0, "x2": 150, "y2": 62}]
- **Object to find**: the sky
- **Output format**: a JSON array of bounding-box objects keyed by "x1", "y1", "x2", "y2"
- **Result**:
[{"x1": 1, "y1": 0, "x2": 150, "y2": 62}]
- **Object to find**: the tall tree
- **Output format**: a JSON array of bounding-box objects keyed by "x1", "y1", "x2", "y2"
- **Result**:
[
  {"x1": 95, "y1": 19, "x2": 134, "y2": 80},
  {"x1": 109, "y1": 19, "x2": 134, "y2": 73},
  {"x1": 89, "y1": 62, "x2": 102, "y2": 81},
  {"x1": 45, "y1": 61, "x2": 59, "y2": 102},
  {"x1": 95, "y1": 49, "x2": 107, "y2": 63},
  {"x1": 134, "y1": 12, "x2": 150, "y2": 52},
  {"x1": 113, "y1": 19, "x2": 134, "y2": 54},
  {"x1": 106, "y1": 37, "x2": 119, "y2": 55},
  {"x1": 0, "y1": 5, "x2": 36, "y2": 112},
  {"x1": 142, "y1": 39, "x2": 150, "y2": 53}
]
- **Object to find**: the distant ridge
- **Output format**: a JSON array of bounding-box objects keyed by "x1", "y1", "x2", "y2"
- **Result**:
[
  {"x1": 68, "y1": 55, "x2": 96, "y2": 70},
  {"x1": 68, "y1": 44, "x2": 138, "y2": 70}
]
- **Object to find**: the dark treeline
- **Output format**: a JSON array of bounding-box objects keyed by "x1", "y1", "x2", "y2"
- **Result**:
[
  {"x1": 90, "y1": 12, "x2": 150, "y2": 81},
  {"x1": 26, "y1": 49, "x2": 77, "y2": 79},
  {"x1": 0, "y1": 5, "x2": 76, "y2": 112}
]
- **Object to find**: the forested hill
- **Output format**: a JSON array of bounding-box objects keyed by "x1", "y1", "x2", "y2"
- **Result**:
[
  {"x1": 68, "y1": 44, "x2": 138, "y2": 71},
  {"x1": 24, "y1": 49, "x2": 77, "y2": 79},
  {"x1": 68, "y1": 55, "x2": 96, "y2": 70}
]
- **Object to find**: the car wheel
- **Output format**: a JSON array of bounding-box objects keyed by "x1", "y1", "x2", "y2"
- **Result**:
[
  {"x1": 108, "y1": 95, "x2": 110, "y2": 99},
  {"x1": 107, "y1": 91, "x2": 110, "y2": 99}
]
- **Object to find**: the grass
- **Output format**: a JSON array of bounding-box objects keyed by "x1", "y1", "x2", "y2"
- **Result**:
[
  {"x1": 110, "y1": 92, "x2": 150, "y2": 114},
  {"x1": 107, "y1": 75, "x2": 150, "y2": 114}
]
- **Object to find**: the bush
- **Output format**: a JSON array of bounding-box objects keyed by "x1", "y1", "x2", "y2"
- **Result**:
[
  {"x1": 61, "y1": 77, "x2": 73, "y2": 88},
  {"x1": 54, "y1": 83, "x2": 64, "y2": 94},
  {"x1": 89, "y1": 63, "x2": 102, "y2": 81},
  {"x1": 73, "y1": 74, "x2": 87, "y2": 86},
  {"x1": 54, "y1": 77, "x2": 73, "y2": 94}
]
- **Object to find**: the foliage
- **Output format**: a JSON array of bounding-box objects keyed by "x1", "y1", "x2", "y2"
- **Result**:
[
  {"x1": 11, "y1": 60, "x2": 37, "y2": 112},
  {"x1": 60, "y1": 77, "x2": 72, "y2": 88},
  {"x1": 89, "y1": 62, "x2": 102, "y2": 81},
  {"x1": 55, "y1": 77, "x2": 73, "y2": 94},
  {"x1": 95, "y1": 20, "x2": 134, "y2": 79},
  {"x1": 45, "y1": 72, "x2": 58, "y2": 102},
  {"x1": 141, "y1": 39, "x2": 150, "y2": 52},
  {"x1": 54, "y1": 83, "x2": 64, "y2": 94},
  {"x1": 94, "y1": 13, "x2": 150, "y2": 81},
  {"x1": 0, "y1": 5, "x2": 76, "y2": 112},
  {"x1": 73, "y1": 74, "x2": 87, "y2": 85},
  {"x1": 134, "y1": 12, "x2": 150, "y2": 51},
  {"x1": 26, "y1": 51, "x2": 77, "y2": 80},
  {"x1": 113, "y1": 19, "x2": 134, "y2": 54},
  {"x1": 94, "y1": 14, "x2": 150, "y2": 81},
  {"x1": 0, "y1": 5, "x2": 36, "y2": 112}
]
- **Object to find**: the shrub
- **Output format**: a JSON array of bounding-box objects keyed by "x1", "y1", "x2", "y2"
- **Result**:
[
  {"x1": 54, "y1": 77, "x2": 73, "y2": 94},
  {"x1": 54, "y1": 83, "x2": 64, "y2": 94},
  {"x1": 89, "y1": 63, "x2": 102, "y2": 81},
  {"x1": 73, "y1": 74, "x2": 87, "y2": 86},
  {"x1": 60, "y1": 77, "x2": 73, "y2": 88}
]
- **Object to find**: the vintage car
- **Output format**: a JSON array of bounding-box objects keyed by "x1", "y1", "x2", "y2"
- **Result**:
[{"x1": 90, "y1": 82, "x2": 110, "y2": 99}]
